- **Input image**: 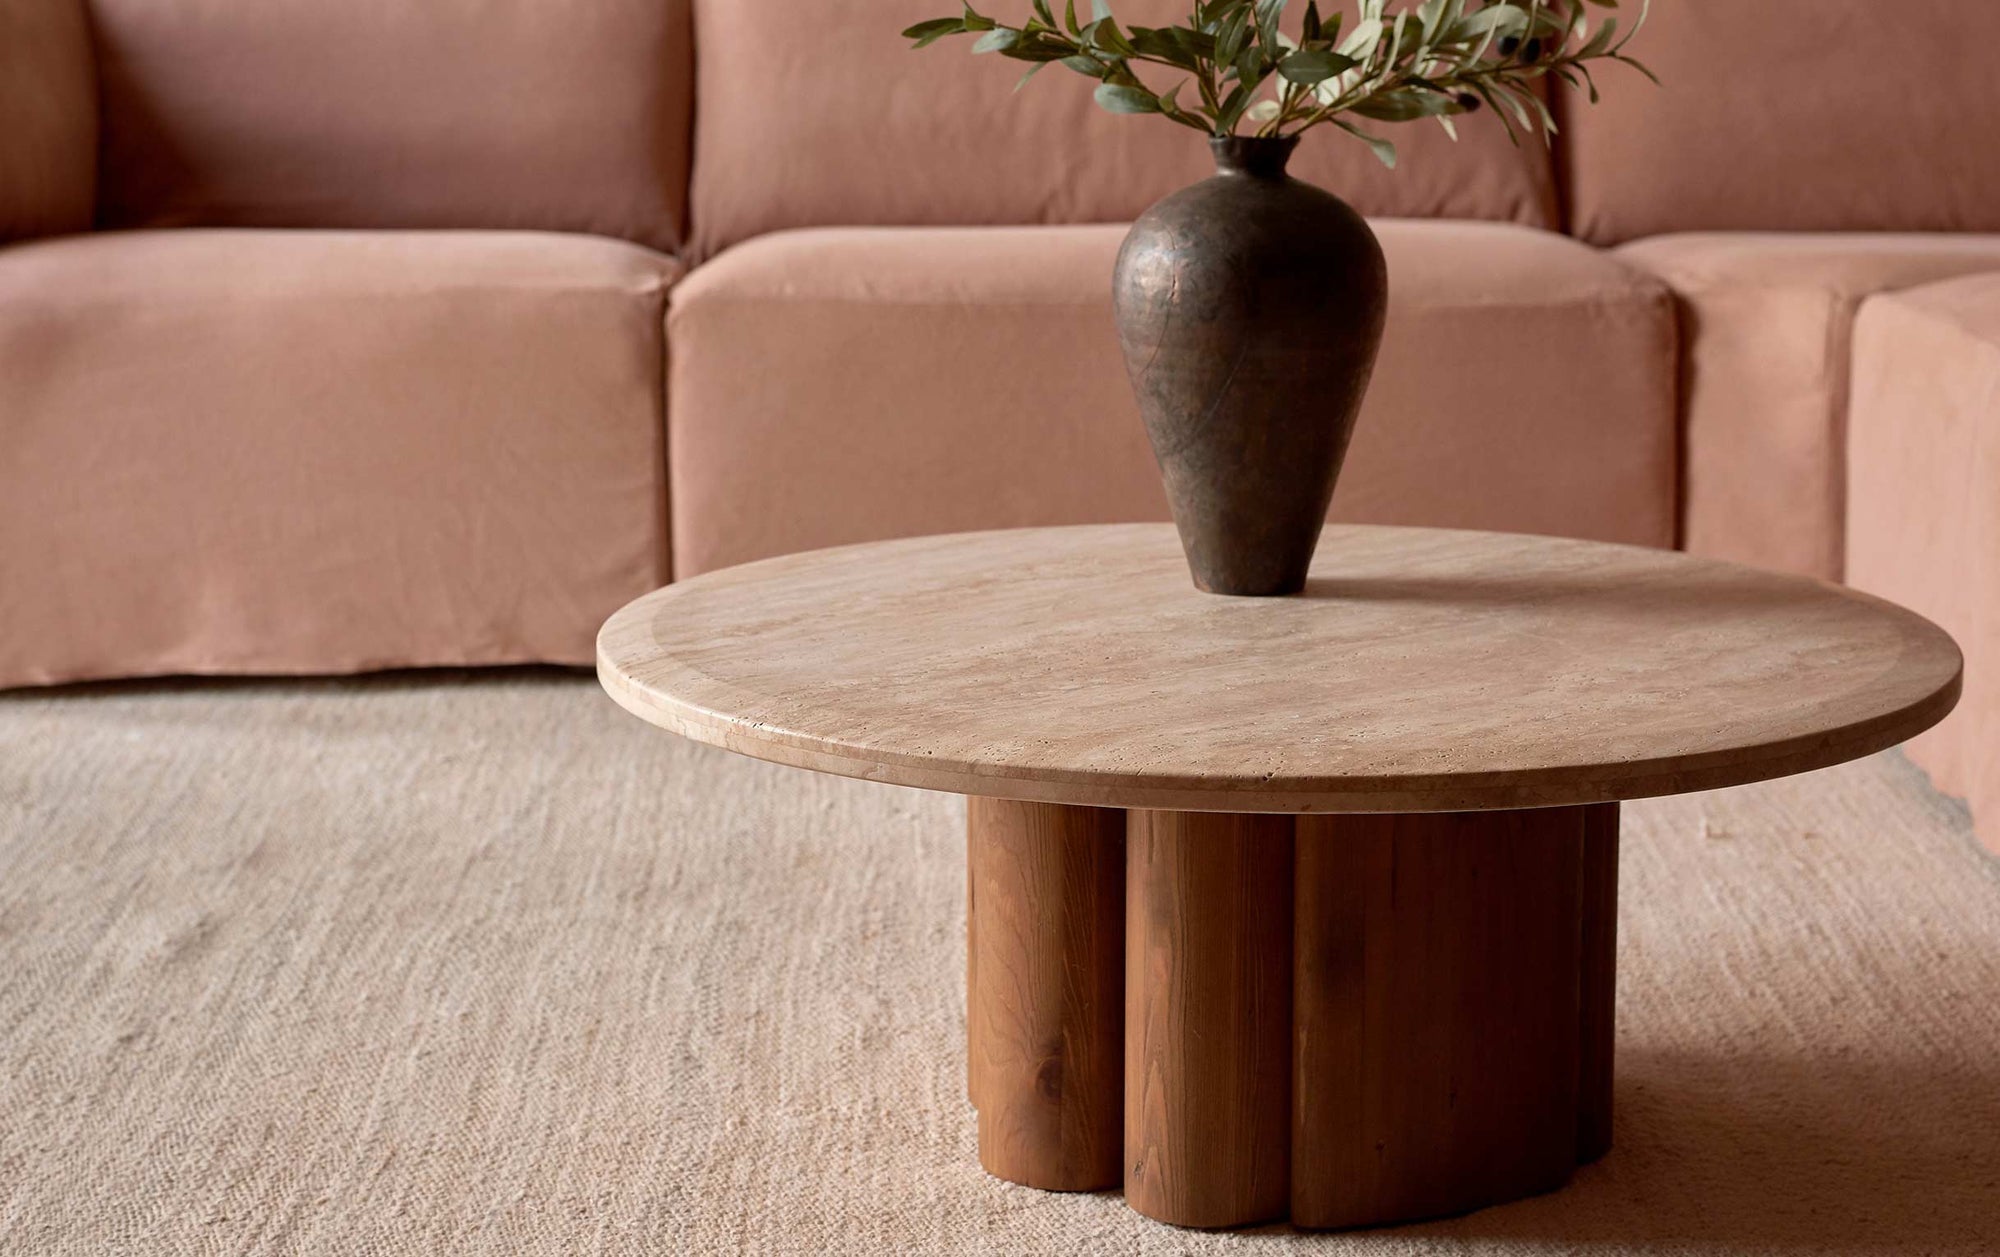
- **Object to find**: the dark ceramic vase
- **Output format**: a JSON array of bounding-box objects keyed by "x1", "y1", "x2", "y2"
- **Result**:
[{"x1": 1113, "y1": 135, "x2": 1389, "y2": 596}]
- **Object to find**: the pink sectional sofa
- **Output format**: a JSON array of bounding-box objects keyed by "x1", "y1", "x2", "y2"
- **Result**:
[{"x1": 2, "y1": 0, "x2": 1996, "y2": 852}]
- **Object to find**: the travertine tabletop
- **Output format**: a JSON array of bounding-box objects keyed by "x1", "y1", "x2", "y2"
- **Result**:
[{"x1": 597, "y1": 524, "x2": 1961, "y2": 814}]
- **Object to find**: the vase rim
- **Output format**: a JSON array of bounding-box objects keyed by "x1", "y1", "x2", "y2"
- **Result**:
[{"x1": 1209, "y1": 133, "x2": 1300, "y2": 178}]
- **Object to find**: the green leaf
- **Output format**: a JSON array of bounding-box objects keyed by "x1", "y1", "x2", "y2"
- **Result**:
[
  {"x1": 1338, "y1": 16, "x2": 1382, "y2": 58},
  {"x1": 1619, "y1": 52, "x2": 1662, "y2": 87},
  {"x1": 999, "y1": 32, "x2": 1084, "y2": 61},
  {"x1": 1129, "y1": 25, "x2": 1205, "y2": 70},
  {"x1": 1235, "y1": 44, "x2": 1265, "y2": 86},
  {"x1": 1254, "y1": 0, "x2": 1286, "y2": 52},
  {"x1": 1446, "y1": 6, "x2": 1525, "y2": 44},
  {"x1": 1093, "y1": 18, "x2": 1137, "y2": 57},
  {"x1": 1334, "y1": 118, "x2": 1398, "y2": 167},
  {"x1": 902, "y1": 17, "x2": 965, "y2": 47},
  {"x1": 1353, "y1": 86, "x2": 1455, "y2": 121},
  {"x1": 1094, "y1": 81, "x2": 1161, "y2": 113},
  {"x1": 1580, "y1": 17, "x2": 1619, "y2": 58},
  {"x1": 1214, "y1": 6, "x2": 1250, "y2": 65},
  {"x1": 1215, "y1": 80, "x2": 1254, "y2": 131},
  {"x1": 1492, "y1": 83, "x2": 1537, "y2": 132},
  {"x1": 1277, "y1": 48, "x2": 1357, "y2": 85},
  {"x1": 1193, "y1": 0, "x2": 1245, "y2": 30},
  {"x1": 905, "y1": 0, "x2": 1652, "y2": 146}
]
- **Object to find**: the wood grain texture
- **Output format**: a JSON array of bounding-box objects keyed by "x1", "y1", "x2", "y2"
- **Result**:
[
  {"x1": 1577, "y1": 803, "x2": 1621, "y2": 1164},
  {"x1": 967, "y1": 799, "x2": 1125, "y2": 1191},
  {"x1": 1125, "y1": 810, "x2": 1294, "y2": 1228},
  {"x1": 967, "y1": 824, "x2": 978, "y2": 1108},
  {"x1": 598, "y1": 524, "x2": 1962, "y2": 813},
  {"x1": 1290, "y1": 807, "x2": 1588, "y2": 1229}
]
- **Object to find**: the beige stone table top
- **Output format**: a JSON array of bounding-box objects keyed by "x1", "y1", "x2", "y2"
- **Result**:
[{"x1": 597, "y1": 525, "x2": 1961, "y2": 813}]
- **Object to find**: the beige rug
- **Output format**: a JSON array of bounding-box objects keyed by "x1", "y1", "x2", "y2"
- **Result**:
[{"x1": 1, "y1": 671, "x2": 1996, "y2": 1256}]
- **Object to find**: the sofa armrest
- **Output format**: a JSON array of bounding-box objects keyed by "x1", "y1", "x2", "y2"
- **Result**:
[{"x1": 1, "y1": 0, "x2": 97, "y2": 243}]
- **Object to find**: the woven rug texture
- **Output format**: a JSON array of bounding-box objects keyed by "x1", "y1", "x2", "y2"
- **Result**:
[{"x1": 1, "y1": 672, "x2": 1996, "y2": 1255}]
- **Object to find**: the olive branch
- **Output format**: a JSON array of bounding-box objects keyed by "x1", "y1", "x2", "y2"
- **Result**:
[{"x1": 904, "y1": 0, "x2": 1652, "y2": 166}]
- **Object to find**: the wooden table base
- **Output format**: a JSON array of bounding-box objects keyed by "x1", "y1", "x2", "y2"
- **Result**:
[{"x1": 967, "y1": 798, "x2": 1619, "y2": 1230}]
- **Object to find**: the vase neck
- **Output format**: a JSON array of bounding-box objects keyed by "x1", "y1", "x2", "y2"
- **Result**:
[{"x1": 1210, "y1": 134, "x2": 1299, "y2": 179}]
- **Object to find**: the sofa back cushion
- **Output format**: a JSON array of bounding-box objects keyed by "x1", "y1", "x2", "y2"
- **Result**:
[
  {"x1": 687, "y1": 0, "x2": 1558, "y2": 260},
  {"x1": 90, "y1": 0, "x2": 693, "y2": 253},
  {"x1": 1563, "y1": 0, "x2": 2000, "y2": 243},
  {"x1": 1, "y1": 0, "x2": 97, "y2": 242}
]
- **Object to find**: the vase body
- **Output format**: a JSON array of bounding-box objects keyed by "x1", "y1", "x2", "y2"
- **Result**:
[{"x1": 1113, "y1": 136, "x2": 1388, "y2": 596}]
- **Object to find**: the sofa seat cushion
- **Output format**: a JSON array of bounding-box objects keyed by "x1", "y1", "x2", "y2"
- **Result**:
[
  {"x1": 0, "y1": 230, "x2": 677, "y2": 687},
  {"x1": 91, "y1": 0, "x2": 694, "y2": 252},
  {"x1": 1618, "y1": 233, "x2": 2000, "y2": 581},
  {"x1": 665, "y1": 221, "x2": 1676, "y2": 579},
  {"x1": 687, "y1": 0, "x2": 1557, "y2": 262},
  {"x1": 1847, "y1": 275, "x2": 2000, "y2": 854}
]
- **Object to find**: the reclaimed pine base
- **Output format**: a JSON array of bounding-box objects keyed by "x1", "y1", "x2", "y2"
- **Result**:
[{"x1": 966, "y1": 798, "x2": 1619, "y2": 1231}]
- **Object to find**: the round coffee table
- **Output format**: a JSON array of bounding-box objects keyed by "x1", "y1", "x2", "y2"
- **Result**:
[{"x1": 596, "y1": 524, "x2": 1960, "y2": 1231}]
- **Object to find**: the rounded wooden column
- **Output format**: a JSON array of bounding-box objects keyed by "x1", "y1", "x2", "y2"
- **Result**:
[
  {"x1": 1125, "y1": 809, "x2": 1295, "y2": 1228},
  {"x1": 966, "y1": 797, "x2": 1125, "y2": 1190},
  {"x1": 1289, "y1": 803, "x2": 1615, "y2": 1229},
  {"x1": 1577, "y1": 802, "x2": 1621, "y2": 1164}
]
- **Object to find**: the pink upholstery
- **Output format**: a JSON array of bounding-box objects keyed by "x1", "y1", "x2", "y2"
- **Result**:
[
  {"x1": 0, "y1": 230, "x2": 676, "y2": 688},
  {"x1": 686, "y1": 0, "x2": 1556, "y2": 261},
  {"x1": 1618, "y1": 234, "x2": 2000, "y2": 580},
  {"x1": 1848, "y1": 275, "x2": 2000, "y2": 855},
  {"x1": 666, "y1": 222, "x2": 1675, "y2": 578},
  {"x1": 90, "y1": 0, "x2": 694, "y2": 252},
  {"x1": 0, "y1": 0, "x2": 95, "y2": 241},
  {"x1": 1, "y1": 0, "x2": 1993, "y2": 864},
  {"x1": 1563, "y1": 1, "x2": 2000, "y2": 243}
]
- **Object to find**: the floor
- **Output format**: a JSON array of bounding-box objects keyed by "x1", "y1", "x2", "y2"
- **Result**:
[{"x1": 1, "y1": 670, "x2": 1996, "y2": 1255}]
